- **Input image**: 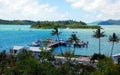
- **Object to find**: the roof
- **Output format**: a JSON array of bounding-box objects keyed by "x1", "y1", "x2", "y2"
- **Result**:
[
  {"x1": 12, "y1": 46, "x2": 24, "y2": 50},
  {"x1": 43, "y1": 47, "x2": 51, "y2": 51},
  {"x1": 29, "y1": 47, "x2": 41, "y2": 52},
  {"x1": 112, "y1": 53, "x2": 120, "y2": 57}
]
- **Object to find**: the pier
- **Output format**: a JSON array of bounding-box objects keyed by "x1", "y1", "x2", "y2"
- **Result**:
[
  {"x1": 46, "y1": 39, "x2": 88, "y2": 48},
  {"x1": 11, "y1": 39, "x2": 88, "y2": 55}
]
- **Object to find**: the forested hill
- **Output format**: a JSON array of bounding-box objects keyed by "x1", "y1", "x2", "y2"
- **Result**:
[
  {"x1": 98, "y1": 19, "x2": 120, "y2": 25},
  {"x1": 31, "y1": 20, "x2": 100, "y2": 29},
  {"x1": 0, "y1": 19, "x2": 36, "y2": 25},
  {"x1": 90, "y1": 19, "x2": 120, "y2": 25}
]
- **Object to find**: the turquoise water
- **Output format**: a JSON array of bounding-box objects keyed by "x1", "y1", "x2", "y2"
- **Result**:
[{"x1": 0, "y1": 25, "x2": 120, "y2": 56}]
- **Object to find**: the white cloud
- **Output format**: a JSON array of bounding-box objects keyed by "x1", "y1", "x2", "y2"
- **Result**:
[
  {"x1": 0, "y1": 0, "x2": 68, "y2": 21},
  {"x1": 66, "y1": 0, "x2": 94, "y2": 9},
  {"x1": 66, "y1": 0, "x2": 120, "y2": 21}
]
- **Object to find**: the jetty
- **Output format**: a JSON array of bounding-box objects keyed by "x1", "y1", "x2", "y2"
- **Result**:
[
  {"x1": 47, "y1": 41, "x2": 59, "y2": 47},
  {"x1": 10, "y1": 39, "x2": 88, "y2": 56},
  {"x1": 46, "y1": 39, "x2": 88, "y2": 48},
  {"x1": 27, "y1": 39, "x2": 88, "y2": 49}
]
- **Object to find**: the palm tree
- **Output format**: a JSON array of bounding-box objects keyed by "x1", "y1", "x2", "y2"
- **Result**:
[
  {"x1": 69, "y1": 33, "x2": 80, "y2": 56},
  {"x1": 51, "y1": 27, "x2": 63, "y2": 56},
  {"x1": 92, "y1": 28, "x2": 106, "y2": 54},
  {"x1": 109, "y1": 33, "x2": 120, "y2": 57}
]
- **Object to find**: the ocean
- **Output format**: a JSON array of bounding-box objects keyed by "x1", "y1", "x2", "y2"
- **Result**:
[{"x1": 0, "y1": 24, "x2": 120, "y2": 56}]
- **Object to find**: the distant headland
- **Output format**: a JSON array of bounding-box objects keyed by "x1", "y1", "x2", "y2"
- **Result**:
[
  {"x1": 0, "y1": 19, "x2": 36, "y2": 25},
  {"x1": 90, "y1": 19, "x2": 120, "y2": 25}
]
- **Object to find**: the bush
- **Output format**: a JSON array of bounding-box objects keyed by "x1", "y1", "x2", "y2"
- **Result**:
[{"x1": 90, "y1": 53, "x2": 106, "y2": 61}]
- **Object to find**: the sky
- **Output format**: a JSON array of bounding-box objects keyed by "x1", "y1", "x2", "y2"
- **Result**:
[{"x1": 0, "y1": 0, "x2": 120, "y2": 23}]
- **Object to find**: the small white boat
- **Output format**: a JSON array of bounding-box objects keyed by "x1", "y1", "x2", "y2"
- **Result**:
[
  {"x1": 66, "y1": 28, "x2": 69, "y2": 29},
  {"x1": 29, "y1": 40, "x2": 41, "y2": 47}
]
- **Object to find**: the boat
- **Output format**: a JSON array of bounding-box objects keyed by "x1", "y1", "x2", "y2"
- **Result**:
[
  {"x1": 66, "y1": 28, "x2": 69, "y2": 29},
  {"x1": 28, "y1": 40, "x2": 41, "y2": 47}
]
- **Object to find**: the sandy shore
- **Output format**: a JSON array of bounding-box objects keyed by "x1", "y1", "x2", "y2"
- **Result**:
[{"x1": 54, "y1": 56, "x2": 90, "y2": 62}]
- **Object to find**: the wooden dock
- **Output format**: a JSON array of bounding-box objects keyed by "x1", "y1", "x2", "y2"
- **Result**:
[
  {"x1": 47, "y1": 40, "x2": 88, "y2": 48},
  {"x1": 47, "y1": 42, "x2": 59, "y2": 47}
]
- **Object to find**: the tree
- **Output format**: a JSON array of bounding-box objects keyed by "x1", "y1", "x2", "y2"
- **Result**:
[
  {"x1": 0, "y1": 50, "x2": 7, "y2": 74},
  {"x1": 96, "y1": 57, "x2": 119, "y2": 75},
  {"x1": 51, "y1": 27, "x2": 63, "y2": 56},
  {"x1": 64, "y1": 50, "x2": 73, "y2": 60},
  {"x1": 39, "y1": 48, "x2": 54, "y2": 62},
  {"x1": 90, "y1": 53, "x2": 106, "y2": 63},
  {"x1": 69, "y1": 33, "x2": 80, "y2": 56},
  {"x1": 43, "y1": 39, "x2": 50, "y2": 50},
  {"x1": 16, "y1": 49, "x2": 40, "y2": 75},
  {"x1": 109, "y1": 33, "x2": 120, "y2": 57},
  {"x1": 92, "y1": 28, "x2": 106, "y2": 54}
]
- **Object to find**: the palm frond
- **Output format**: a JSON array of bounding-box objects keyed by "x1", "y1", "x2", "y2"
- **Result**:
[
  {"x1": 109, "y1": 33, "x2": 120, "y2": 43},
  {"x1": 92, "y1": 29, "x2": 106, "y2": 38},
  {"x1": 69, "y1": 34, "x2": 80, "y2": 44},
  {"x1": 51, "y1": 27, "x2": 61, "y2": 36}
]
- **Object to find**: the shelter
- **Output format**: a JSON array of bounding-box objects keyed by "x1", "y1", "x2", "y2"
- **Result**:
[
  {"x1": 11, "y1": 46, "x2": 25, "y2": 54},
  {"x1": 29, "y1": 47, "x2": 41, "y2": 57},
  {"x1": 112, "y1": 53, "x2": 120, "y2": 64}
]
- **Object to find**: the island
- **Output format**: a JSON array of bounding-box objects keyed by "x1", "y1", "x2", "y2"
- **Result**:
[{"x1": 31, "y1": 20, "x2": 100, "y2": 29}]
